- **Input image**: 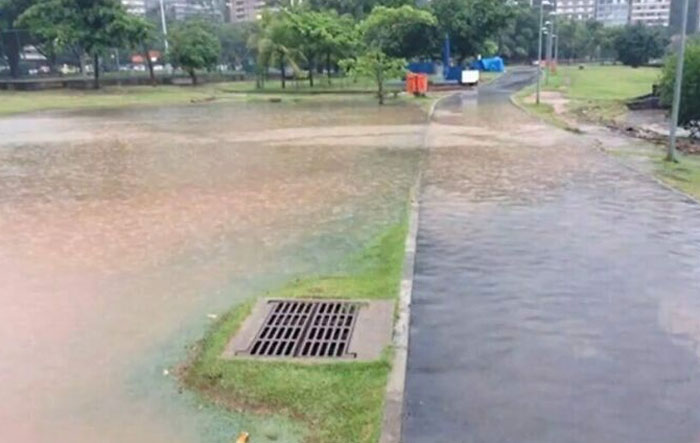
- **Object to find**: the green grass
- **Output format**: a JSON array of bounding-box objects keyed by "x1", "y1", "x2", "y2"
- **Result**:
[
  {"x1": 0, "y1": 77, "x2": 407, "y2": 116},
  {"x1": 179, "y1": 220, "x2": 409, "y2": 443},
  {"x1": 0, "y1": 84, "x2": 236, "y2": 116},
  {"x1": 554, "y1": 65, "x2": 659, "y2": 123},
  {"x1": 515, "y1": 64, "x2": 661, "y2": 125},
  {"x1": 654, "y1": 153, "x2": 700, "y2": 198},
  {"x1": 553, "y1": 65, "x2": 659, "y2": 100}
]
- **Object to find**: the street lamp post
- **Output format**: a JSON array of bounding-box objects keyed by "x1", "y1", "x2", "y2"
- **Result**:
[
  {"x1": 536, "y1": 0, "x2": 550, "y2": 105},
  {"x1": 159, "y1": 0, "x2": 169, "y2": 53},
  {"x1": 667, "y1": 0, "x2": 690, "y2": 163},
  {"x1": 544, "y1": 20, "x2": 554, "y2": 85}
]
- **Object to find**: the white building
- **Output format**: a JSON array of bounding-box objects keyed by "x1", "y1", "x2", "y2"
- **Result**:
[
  {"x1": 229, "y1": 0, "x2": 266, "y2": 22},
  {"x1": 630, "y1": 0, "x2": 671, "y2": 26},
  {"x1": 555, "y1": 0, "x2": 597, "y2": 20},
  {"x1": 148, "y1": 0, "x2": 224, "y2": 21},
  {"x1": 122, "y1": 0, "x2": 147, "y2": 15}
]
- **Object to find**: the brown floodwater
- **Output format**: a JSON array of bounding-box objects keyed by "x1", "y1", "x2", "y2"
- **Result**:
[{"x1": 0, "y1": 99, "x2": 425, "y2": 442}]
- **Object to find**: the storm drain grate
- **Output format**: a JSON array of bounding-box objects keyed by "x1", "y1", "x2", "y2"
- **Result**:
[{"x1": 242, "y1": 300, "x2": 360, "y2": 359}]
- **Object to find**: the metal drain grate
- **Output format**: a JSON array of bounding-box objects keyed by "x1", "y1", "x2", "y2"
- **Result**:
[
  {"x1": 243, "y1": 300, "x2": 360, "y2": 359},
  {"x1": 298, "y1": 302, "x2": 359, "y2": 358}
]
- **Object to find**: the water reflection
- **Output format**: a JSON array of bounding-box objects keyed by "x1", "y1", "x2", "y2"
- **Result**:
[{"x1": 405, "y1": 70, "x2": 700, "y2": 443}]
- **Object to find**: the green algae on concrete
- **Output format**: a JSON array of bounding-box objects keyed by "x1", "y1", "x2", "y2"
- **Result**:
[{"x1": 178, "y1": 221, "x2": 409, "y2": 443}]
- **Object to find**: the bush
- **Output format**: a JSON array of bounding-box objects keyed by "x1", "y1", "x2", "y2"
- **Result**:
[
  {"x1": 660, "y1": 41, "x2": 700, "y2": 135},
  {"x1": 614, "y1": 23, "x2": 667, "y2": 67}
]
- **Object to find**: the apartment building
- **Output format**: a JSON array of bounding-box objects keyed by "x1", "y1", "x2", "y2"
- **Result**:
[
  {"x1": 555, "y1": 0, "x2": 597, "y2": 20},
  {"x1": 229, "y1": 0, "x2": 266, "y2": 22},
  {"x1": 596, "y1": 0, "x2": 631, "y2": 25},
  {"x1": 147, "y1": 0, "x2": 224, "y2": 21},
  {"x1": 122, "y1": 0, "x2": 147, "y2": 15},
  {"x1": 629, "y1": 0, "x2": 671, "y2": 25},
  {"x1": 670, "y1": 0, "x2": 700, "y2": 33}
]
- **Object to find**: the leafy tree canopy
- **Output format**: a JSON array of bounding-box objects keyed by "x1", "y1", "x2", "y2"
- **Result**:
[
  {"x1": 614, "y1": 22, "x2": 668, "y2": 67},
  {"x1": 361, "y1": 5, "x2": 437, "y2": 59},
  {"x1": 340, "y1": 49, "x2": 404, "y2": 104},
  {"x1": 660, "y1": 40, "x2": 700, "y2": 134},
  {"x1": 431, "y1": 0, "x2": 513, "y2": 62},
  {"x1": 170, "y1": 20, "x2": 221, "y2": 84}
]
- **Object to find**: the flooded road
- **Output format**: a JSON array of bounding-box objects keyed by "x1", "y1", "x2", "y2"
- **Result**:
[
  {"x1": 0, "y1": 99, "x2": 425, "y2": 442},
  {"x1": 404, "y1": 69, "x2": 700, "y2": 443}
]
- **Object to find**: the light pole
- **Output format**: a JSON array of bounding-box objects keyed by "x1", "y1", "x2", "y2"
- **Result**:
[
  {"x1": 544, "y1": 20, "x2": 554, "y2": 85},
  {"x1": 159, "y1": 0, "x2": 169, "y2": 53},
  {"x1": 667, "y1": 0, "x2": 690, "y2": 163},
  {"x1": 536, "y1": 0, "x2": 550, "y2": 105}
]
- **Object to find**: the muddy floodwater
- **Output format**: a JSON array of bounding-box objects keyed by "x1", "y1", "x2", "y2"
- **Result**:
[{"x1": 0, "y1": 99, "x2": 425, "y2": 442}]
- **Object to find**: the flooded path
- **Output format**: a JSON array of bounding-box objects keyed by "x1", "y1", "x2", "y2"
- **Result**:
[
  {"x1": 404, "y1": 69, "x2": 700, "y2": 443},
  {"x1": 0, "y1": 99, "x2": 425, "y2": 442}
]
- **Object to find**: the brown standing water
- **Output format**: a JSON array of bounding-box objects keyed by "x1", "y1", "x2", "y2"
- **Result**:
[{"x1": 0, "y1": 98, "x2": 425, "y2": 442}]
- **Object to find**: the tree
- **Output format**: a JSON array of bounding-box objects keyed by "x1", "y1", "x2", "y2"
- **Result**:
[
  {"x1": 431, "y1": 0, "x2": 513, "y2": 63},
  {"x1": 659, "y1": 41, "x2": 700, "y2": 137},
  {"x1": 499, "y1": 4, "x2": 539, "y2": 62},
  {"x1": 307, "y1": 0, "x2": 416, "y2": 19},
  {"x1": 121, "y1": 15, "x2": 158, "y2": 85},
  {"x1": 170, "y1": 21, "x2": 221, "y2": 85},
  {"x1": 255, "y1": 11, "x2": 300, "y2": 89},
  {"x1": 614, "y1": 23, "x2": 667, "y2": 67},
  {"x1": 0, "y1": 0, "x2": 36, "y2": 77},
  {"x1": 18, "y1": 0, "x2": 148, "y2": 88},
  {"x1": 283, "y1": 9, "x2": 356, "y2": 87},
  {"x1": 341, "y1": 49, "x2": 405, "y2": 104},
  {"x1": 217, "y1": 21, "x2": 258, "y2": 71},
  {"x1": 361, "y1": 5, "x2": 437, "y2": 59}
]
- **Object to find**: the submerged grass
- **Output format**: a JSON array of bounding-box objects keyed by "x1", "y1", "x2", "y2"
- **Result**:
[{"x1": 179, "y1": 221, "x2": 408, "y2": 443}]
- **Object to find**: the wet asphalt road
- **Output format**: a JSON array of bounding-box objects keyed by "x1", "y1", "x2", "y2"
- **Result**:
[{"x1": 403, "y1": 68, "x2": 700, "y2": 443}]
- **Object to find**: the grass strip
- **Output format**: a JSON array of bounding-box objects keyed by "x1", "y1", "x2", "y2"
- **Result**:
[{"x1": 178, "y1": 220, "x2": 409, "y2": 443}]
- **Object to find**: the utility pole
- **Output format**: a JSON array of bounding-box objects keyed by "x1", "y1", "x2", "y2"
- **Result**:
[
  {"x1": 159, "y1": 0, "x2": 169, "y2": 53},
  {"x1": 545, "y1": 20, "x2": 553, "y2": 85},
  {"x1": 536, "y1": 0, "x2": 549, "y2": 105},
  {"x1": 667, "y1": 0, "x2": 690, "y2": 163}
]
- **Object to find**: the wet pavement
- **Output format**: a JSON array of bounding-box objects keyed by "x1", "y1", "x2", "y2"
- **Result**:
[
  {"x1": 404, "y1": 68, "x2": 700, "y2": 443},
  {"x1": 0, "y1": 100, "x2": 425, "y2": 442}
]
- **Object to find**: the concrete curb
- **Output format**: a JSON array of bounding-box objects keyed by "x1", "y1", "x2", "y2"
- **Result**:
[{"x1": 379, "y1": 93, "x2": 449, "y2": 443}]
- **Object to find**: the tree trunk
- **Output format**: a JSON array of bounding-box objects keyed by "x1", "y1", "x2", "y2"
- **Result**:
[
  {"x1": 142, "y1": 42, "x2": 156, "y2": 86},
  {"x1": 377, "y1": 72, "x2": 384, "y2": 105},
  {"x1": 309, "y1": 57, "x2": 314, "y2": 88},
  {"x1": 3, "y1": 31, "x2": 21, "y2": 78},
  {"x1": 326, "y1": 51, "x2": 332, "y2": 85},
  {"x1": 93, "y1": 53, "x2": 100, "y2": 90},
  {"x1": 189, "y1": 68, "x2": 197, "y2": 85},
  {"x1": 280, "y1": 58, "x2": 286, "y2": 89}
]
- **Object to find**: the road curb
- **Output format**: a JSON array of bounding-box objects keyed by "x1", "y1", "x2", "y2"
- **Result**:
[{"x1": 379, "y1": 93, "x2": 449, "y2": 443}]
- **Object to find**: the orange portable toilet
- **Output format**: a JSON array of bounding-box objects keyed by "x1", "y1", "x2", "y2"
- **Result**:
[
  {"x1": 405, "y1": 73, "x2": 416, "y2": 94},
  {"x1": 416, "y1": 74, "x2": 428, "y2": 95}
]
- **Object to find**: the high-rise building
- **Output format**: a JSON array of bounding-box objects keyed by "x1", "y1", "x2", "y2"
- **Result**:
[
  {"x1": 629, "y1": 0, "x2": 672, "y2": 26},
  {"x1": 555, "y1": 0, "x2": 597, "y2": 20},
  {"x1": 596, "y1": 0, "x2": 631, "y2": 25},
  {"x1": 122, "y1": 0, "x2": 147, "y2": 15},
  {"x1": 670, "y1": 0, "x2": 700, "y2": 33},
  {"x1": 229, "y1": 0, "x2": 266, "y2": 22},
  {"x1": 148, "y1": 0, "x2": 224, "y2": 21}
]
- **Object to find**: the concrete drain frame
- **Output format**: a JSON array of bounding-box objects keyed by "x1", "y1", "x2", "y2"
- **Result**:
[{"x1": 222, "y1": 298, "x2": 394, "y2": 362}]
